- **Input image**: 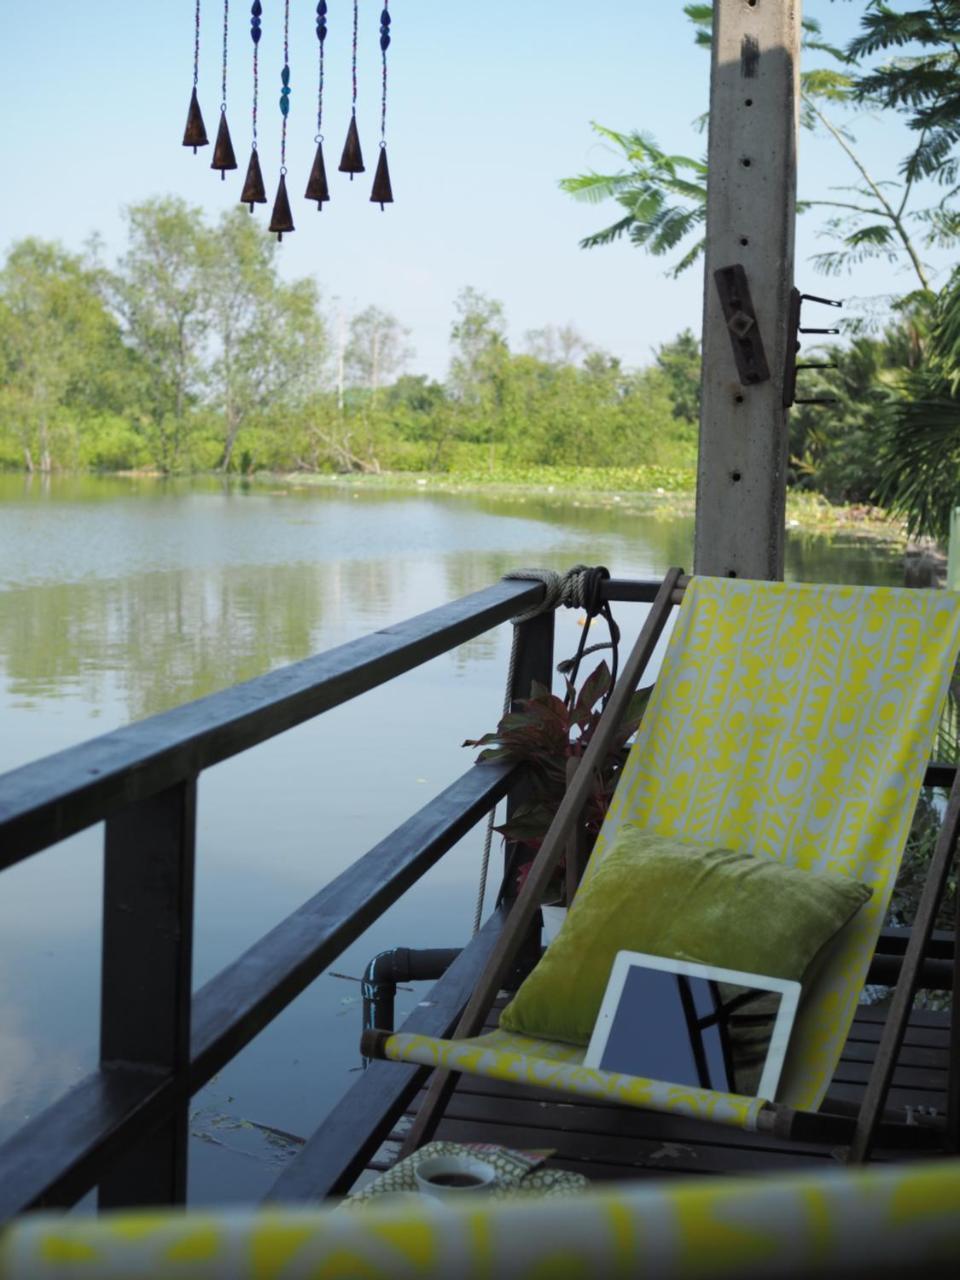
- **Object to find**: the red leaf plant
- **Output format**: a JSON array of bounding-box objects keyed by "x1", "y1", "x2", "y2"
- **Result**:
[{"x1": 464, "y1": 662, "x2": 651, "y2": 897}]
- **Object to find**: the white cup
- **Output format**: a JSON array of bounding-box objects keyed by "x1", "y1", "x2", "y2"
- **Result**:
[{"x1": 413, "y1": 1154, "x2": 498, "y2": 1200}]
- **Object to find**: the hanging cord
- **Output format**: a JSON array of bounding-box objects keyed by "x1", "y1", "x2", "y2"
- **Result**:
[
  {"x1": 193, "y1": 0, "x2": 202, "y2": 87},
  {"x1": 380, "y1": 2, "x2": 390, "y2": 144},
  {"x1": 315, "y1": 1, "x2": 327, "y2": 141},
  {"x1": 221, "y1": 0, "x2": 230, "y2": 110},
  {"x1": 351, "y1": 0, "x2": 359, "y2": 117},
  {"x1": 471, "y1": 566, "x2": 617, "y2": 933},
  {"x1": 279, "y1": 0, "x2": 291, "y2": 172},
  {"x1": 249, "y1": 1, "x2": 261, "y2": 150}
]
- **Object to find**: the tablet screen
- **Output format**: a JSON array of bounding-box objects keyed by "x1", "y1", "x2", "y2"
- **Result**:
[{"x1": 589, "y1": 960, "x2": 795, "y2": 1097}]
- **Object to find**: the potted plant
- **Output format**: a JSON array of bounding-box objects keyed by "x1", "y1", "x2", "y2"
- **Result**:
[{"x1": 465, "y1": 662, "x2": 650, "y2": 900}]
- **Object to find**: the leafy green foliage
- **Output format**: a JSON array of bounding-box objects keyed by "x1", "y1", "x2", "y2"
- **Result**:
[
  {"x1": 850, "y1": 0, "x2": 960, "y2": 185},
  {"x1": 873, "y1": 274, "x2": 960, "y2": 539},
  {"x1": 562, "y1": 4, "x2": 958, "y2": 287},
  {"x1": 0, "y1": 216, "x2": 702, "y2": 481},
  {"x1": 559, "y1": 126, "x2": 706, "y2": 275},
  {"x1": 0, "y1": 239, "x2": 141, "y2": 472}
]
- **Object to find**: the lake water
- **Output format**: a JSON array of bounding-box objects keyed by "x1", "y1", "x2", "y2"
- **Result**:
[{"x1": 0, "y1": 474, "x2": 904, "y2": 1203}]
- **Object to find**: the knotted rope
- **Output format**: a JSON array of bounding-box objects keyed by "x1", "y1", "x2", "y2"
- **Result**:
[{"x1": 472, "y1": 565, "x2": 618, "y2": 933}]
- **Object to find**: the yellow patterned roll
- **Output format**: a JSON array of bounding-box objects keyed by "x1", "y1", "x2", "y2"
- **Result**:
[{"x1": 3, "y1": 1160, "x2": 959, "y2": 1278}]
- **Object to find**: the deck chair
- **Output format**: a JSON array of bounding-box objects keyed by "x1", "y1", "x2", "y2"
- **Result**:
[{"x1": 364, "y1": 571, "x2": 960, "y2": 1161}]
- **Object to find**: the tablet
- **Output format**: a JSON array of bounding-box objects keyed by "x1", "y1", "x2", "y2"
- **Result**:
[{"x1": 583, "y1": 950, "x2": 801, "y2": 1100}]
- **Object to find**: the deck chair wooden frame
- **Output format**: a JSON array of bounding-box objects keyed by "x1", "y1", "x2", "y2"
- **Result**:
[{"x1": 365, "y1": 568, "x2": 960, "y2": 1165}]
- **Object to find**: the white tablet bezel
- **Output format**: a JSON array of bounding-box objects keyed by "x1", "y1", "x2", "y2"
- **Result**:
[{"x1": 583, "y1": 949, "x2": 801, "y2": 1101}]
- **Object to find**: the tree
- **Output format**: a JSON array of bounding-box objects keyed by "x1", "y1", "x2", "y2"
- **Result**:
[
  {"x1": 344, "y1": 306, "x2": 413, "y2": 395},
  {"x1": 0, "y1": 240, "x2": 131, "y2": 471},
  {"x1": 523, "y1": 323, "x2": 591, "y2": 366},
  {"x1": 654, "y1": 329, "x2": 701, "y2": 424},
  {"x1": 874, "y1": 274, "x2": 960, "y2": 539},
  {"x1": 560, "y1": 127, "x2": 707, "y2": 276},
  {"x1": 561, "y1": 5, "x2": 957, "y2": 288},
  {"x1": 204, "y1": 209, "x2": 327, "y2": 471},
  {"x1": 114, "y1": 198, "x2": 209, "y2": 472},
  {"x1": 851, "y1": 0, "x2": 960, "y2": 186},
  {"x1": 448, "y1": 288, "x2": 511, "y2": 470}
]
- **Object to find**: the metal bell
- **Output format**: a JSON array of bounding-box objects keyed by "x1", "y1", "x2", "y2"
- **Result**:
[
  {"x1": 240, "y1": 150, "x2": 268, "y2": 212},
  {"x1": 182, "y1": 87, "x2": 209, "y2": 152},
  {"x1": 370, "y1": 147, "x2": 393, "y2": 210},
  {"x1": 211, "y1": 111, "x2": 238, "y2": 179},
  {"x1": 338, "y1": 115, "x2": 365, "y2": 178},
  {"x1": 269, "y1": 173, "x2": 295, "y2": 240},
  {"x1": 305, "y1": 141, "x2": 331, "y2": 209}
]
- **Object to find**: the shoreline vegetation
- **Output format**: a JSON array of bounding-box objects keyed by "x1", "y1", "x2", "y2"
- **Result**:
[
  {"x1": 265, "y1": 470, "x2": 910, "y2": 544},
  {"x1": 0, "y1": 197, "x2": 947, "y2": 553},
  {"x1": 75, "y1": 463, "x2": 907, "y2": 547}
]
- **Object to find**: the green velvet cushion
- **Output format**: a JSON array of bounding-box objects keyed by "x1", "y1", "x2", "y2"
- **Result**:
[{"x1": 499, "y1": 827, "x2": 873, "y2": 1047}]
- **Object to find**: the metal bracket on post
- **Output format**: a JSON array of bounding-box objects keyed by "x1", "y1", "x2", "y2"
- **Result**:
[
  {"x1": 783, "y1": 287, "x2": 842, "y2": 407},
  {"x1": 714, "y1": 265, "x2": 771, "y2": 386}
]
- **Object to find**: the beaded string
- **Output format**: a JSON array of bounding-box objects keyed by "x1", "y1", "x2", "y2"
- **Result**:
[
  {"x1": 250, "y1": 1, "x2": 261, "y2": 149},
  {"x1": 315, "y1": 1, "x2": 327, "y2": 142},
  {"x1": 279, "y1": 0, "x2": 291, "y2": 173},
  {"x1": 379, "y1": 3, "x2": 390, "y2": 148},
  {"x1": 351, "y1": 0, "x2": 359, "y2": 121},
  {"x1": 220, "y1": 0, "x2": 230, "y2": 110},
  {"x1": 193, "y1": 0, "x2": 202, "y2": 89}
]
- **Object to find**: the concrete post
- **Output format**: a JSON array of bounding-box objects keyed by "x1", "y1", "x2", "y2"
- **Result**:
[
  {"x1": 694, "y1": 0, "x2": 802, "y2": 581},
  {"x1": 948, "y1": 509, "x2": 960, "y2": 591}
]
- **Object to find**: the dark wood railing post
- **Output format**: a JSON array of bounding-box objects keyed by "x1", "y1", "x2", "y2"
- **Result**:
[
  {"x1": 97, "y1": 780, "x2": 197, "y2": 1208},
  {"x1": 502, "y1": 612, "x2": 555, "y2": 905}
]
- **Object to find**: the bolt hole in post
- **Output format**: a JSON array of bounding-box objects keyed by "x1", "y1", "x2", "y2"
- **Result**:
[
  {"x1": 741, "y1": 157, "x2": 752, "y2": 167},
  {"x1": 735, "y1": 394, "x2": 745, "y2": 404},
  {"x1": 740, "y1": 236, "x2": 749, "y2": 246},
  {"x1": 727, "y1": 570, "x2": 738, "y2": 578},
  {"x1": 744, "y1": 98, "x2": 753, "y2": 106},
  {"x1": 731, "y1": 471, "x2": 742, "y2": 483}
]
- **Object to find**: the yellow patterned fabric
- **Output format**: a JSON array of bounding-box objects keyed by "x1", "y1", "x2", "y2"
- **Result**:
[
  {"x1": 3, "y1": 1160, "x2": 959, "y2": 1278},
  {"x1": 382, "y1": 1027, "x2": 766, "y2": 1129},
  {"x1": 382, "y1": 576, "x2": 960, "y2": 1121}
]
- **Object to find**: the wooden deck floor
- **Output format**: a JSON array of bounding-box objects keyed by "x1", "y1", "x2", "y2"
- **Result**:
[{"x1": 366, "y1": 1002, "x2": 951, "y2": 1184}]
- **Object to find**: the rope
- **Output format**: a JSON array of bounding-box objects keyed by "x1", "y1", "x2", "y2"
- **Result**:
[{"x1": 471, "y1": 566, "x2": 613, "y2": 933}]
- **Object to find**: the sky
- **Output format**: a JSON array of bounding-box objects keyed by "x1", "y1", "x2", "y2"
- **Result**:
[{"x1": 0, "y1": 1, "x2": 955, "y2": 379}]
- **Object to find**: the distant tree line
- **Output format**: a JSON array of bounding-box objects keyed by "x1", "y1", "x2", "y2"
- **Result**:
[{"x1": 0, "y1": 199, "x2": 701, "y2": 480}]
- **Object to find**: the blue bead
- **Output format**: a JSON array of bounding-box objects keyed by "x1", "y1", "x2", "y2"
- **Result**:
[
  {"x1": 281, "y1": 64, "x2": 290, "y2": 85},
  {"x1": 380, "y1": 32, "x2": 391, "y2": 50},
  {"x1": 251, "y1": 25, "x2": 261, "y2": 42},
  {"x1": 252, "y1": 0, "x2": 262, "y2": 13},
  {"x1": 280, "y1": 97, "x2": 290, "y2": 115},
  {"x1": 317, "y1": 24, "x2": 327, "y2": 41},
  {"x1": 317, "y1": 0, "x2": 327, "y2": 13},
  {"x1": 381, "y1": 8, "x2": 391, "y2": 24}
]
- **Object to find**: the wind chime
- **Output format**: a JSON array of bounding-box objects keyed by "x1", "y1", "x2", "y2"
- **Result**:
[
  {"x1": 268, "y1": 0, "x2": 295, "y2": 238},
  {"x1": 305, "y1": 2, "x2": 330, "y2": 209},
  {"x1": 182, "y1": 0, "x2": 209, "y2": 151},
  {"x1": 182, "y1": 0, "x2": 397, "y2": 238},
  {"x1": 240, "y1": 1, "x2": 267, "y2": 209},
  {"x1": 372, "y1": 2, "x2": 393, "y2": 209},
  {"x1": 212, "y1": 0, "x2": 238, "y2": 178}
]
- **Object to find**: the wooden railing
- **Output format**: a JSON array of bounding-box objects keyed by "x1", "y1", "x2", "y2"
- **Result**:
[{"x1": 0, "y1": 573, "x2": 954, "y2": 1219}]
